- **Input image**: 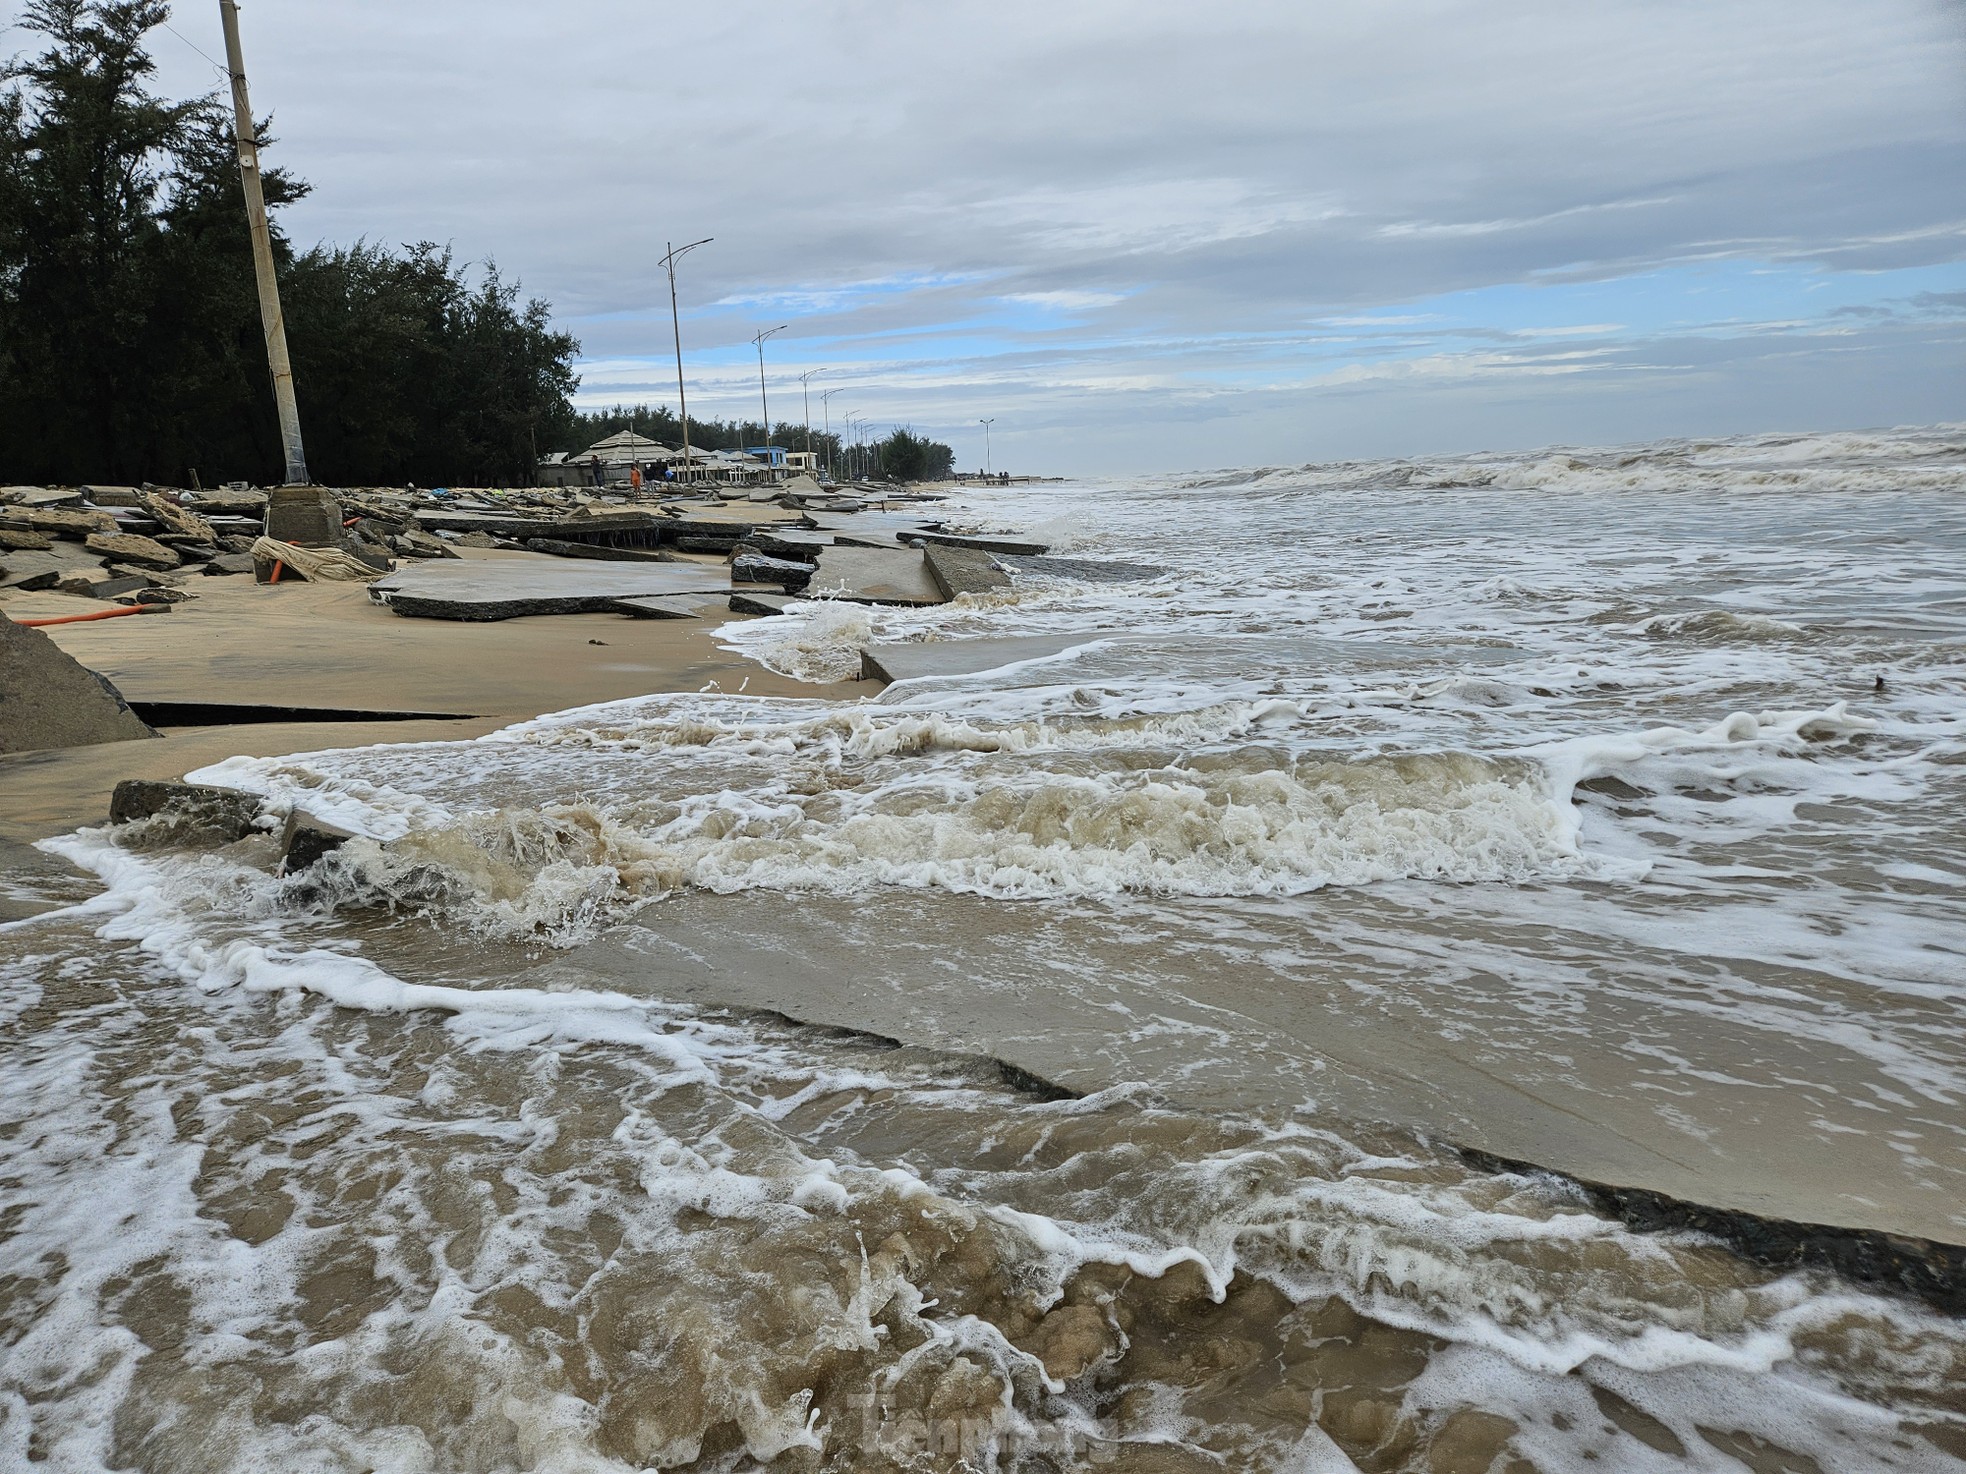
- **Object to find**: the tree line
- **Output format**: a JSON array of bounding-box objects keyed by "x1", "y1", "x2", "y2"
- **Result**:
[
  {"x1": 0, "y1": 2, "x2": 959, "y2": 489},
  {"x1": 0, "y1": 0, "x2": 577, "y2": 488},
  {"x1": 565, "y1": 404, "x2": 955, "y2": 481}
]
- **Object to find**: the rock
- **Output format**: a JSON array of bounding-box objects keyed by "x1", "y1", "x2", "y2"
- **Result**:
[
  {"x1": 201, "y1": 552, "x2": 259, "y2": 577},
  {"x1": 281, "y1": 809, "x2": 357, "y2": 873},
  {"x1": 859, "y1": 633, "x2": 1115, "y2": 686},
  {"x1": 1, "y1": 506, "x2": 119, "y2": 538},
  {"x1": 122, "y1": 587, "x2": 190, "y2": 606},
  {"x1": 0, "y1": 615, "x2": 157, "y2": 754},
  {"x1": 923, "y1": 543, "x2": 1010, "y2": 599},
  {"x1": 456, "y1": 530, "x2": 498, "y2": 548},
  {"x1": 728, "y1": 590, "x2": 795, "y2": 616},
  {"x1": 84, "y1": 531, "x2": 181, "y2": 569},
  {"x1": 262, "y1": 484, "x2": 345, "y2": 547},
  {"x1": 805, "y1": 545, "x2": 945, "y2": 606},
  {"x1": 110, "y1": 779, "x2": 262, "y2": 843},
  {"x1": 104, "y1": 563, "x2": 183, "y2": 586},
  {"x1": 730, "y1": 552, "x2": 814, "y2": 591},
  {"x1": 217, "y1": 534, "x2": 259, "y2": 554},
  {"x1": 56, "y1": 572, "x2": 153, "y2": 600},
  {"x1": 0, "y1": 528, "x2": 54, "y2": 552}
]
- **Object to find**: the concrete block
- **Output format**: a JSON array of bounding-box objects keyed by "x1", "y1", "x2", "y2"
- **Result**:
[
  {"x1": 110, "y1": 779, "x2": 263, "y2": 842},
  {"x1": 281, "y1": 810, "x2": 357, "y2": 873},
  {"x1": 923, "y1": 542, "x2": 1011, "y2": 599},
  {"x1": 806, "y1": 545, "x2": 944, "y2": 606},
  {"x1": 84, "y1": 531, "x2": 180, "y2": 569},
  {"x1": 263, "y1": 485, "x2": 344, "y2": 547},
  {"x1": 0, "y1": 615, "x2": 157, "y2": 753}
]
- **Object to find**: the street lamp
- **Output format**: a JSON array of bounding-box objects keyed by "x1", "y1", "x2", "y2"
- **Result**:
[
  {"x1": 660, "y1": 237, "x2": 712, "y2": 480},
  {"x1": 979, "y1": 417, "x2": 995, "y2": 477},
  {"x1": 751, "y1": 324, "x2": 788, "y2": 455},
  {"x1": 818, "y1": 387, "x2": 847, "y2": 480},
  {"x1": 799, "y1": 368, "x2": 825, "y2": 468}
]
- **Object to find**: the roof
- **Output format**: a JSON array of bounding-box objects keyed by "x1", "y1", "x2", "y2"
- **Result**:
[{"x1": 581, "y1": 430, "x2": 678, "y2": 463}]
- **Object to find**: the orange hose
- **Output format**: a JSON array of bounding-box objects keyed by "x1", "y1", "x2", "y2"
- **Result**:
[
  {"x1": 14, "y1": 604, "x2": 171, "y2": 627},
  {"x1": 270, "y1": 560, "x2": 284, "y2": 584}
]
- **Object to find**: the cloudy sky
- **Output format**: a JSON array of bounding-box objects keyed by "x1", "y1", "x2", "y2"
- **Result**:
[{"x1": 134, "y1": 0, "x2": 1966, "y2": 472}]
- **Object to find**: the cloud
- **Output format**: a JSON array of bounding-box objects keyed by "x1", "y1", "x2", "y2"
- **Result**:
[{"x1": 133, "y1": 0, "x2": 1966, "y2": 470}]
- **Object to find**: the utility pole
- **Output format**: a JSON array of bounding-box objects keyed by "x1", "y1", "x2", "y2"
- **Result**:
[
  {"x1": 979, "y1": 417, "x2": 995, "y2": 477},
  {"x1": 219, "y1": 0, "x2": 307, "y2": 485},
  {"x1": 660, "y1": 237, "x2": 712, "y2": 480},
  {"x1": 751, "y1": 324, "x2": 787, "y2": 455}
]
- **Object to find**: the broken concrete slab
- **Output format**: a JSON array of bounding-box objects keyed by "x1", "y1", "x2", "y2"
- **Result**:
[
  {"x1": 0, "y1": 615, "x2": 158, "y2": 754},
  {"x1": 3, "y1": 485, "x2": 82, "y2": 507},
  {"x1": 84, "y1": 531, "x2": 181, "y2": 569},
  {"x1": 0, "y1": 528, "x2": 54, "y2": 552},
  {"x1": 281, "y1": 809, "x2": 356, "y2": 873},
  {"x1": 923, "y1": 543, "x2": 1010, "y2": 600},
  {"x1": 182, "y1": 488, "x2": 268, "y2": 516},
  {"x1": 110, "y1": 779, "x2": 264, "y2": 844},
  {"x1": 81, "y1": 485, "x2": 146, "y2": 507},
  {"x1": 859, "y1": 632, "x2": 1118, "y2": 685},
  {"x1": 750, "y1": 528, "x2": 834, "y2": 561},
  {"x1": 728, "y1": 590, "x2": 795, "y2": 616},
  {"x1": 57, "y1": 572, "x2": 153, "y2": 600},
  {"x1": 200, "y1": 552, "x2": 258, "y2": 577},
  {"x1": 730, "y1": 552, "x2": 814, "y2": 591},
  {"x1": 806, "y1": 545, "x2": 945, "y2": 606},
  {"x1": 370, "y1": 557, "x2": 731, "y2": 622},
  {"x1": 912, "y1": 530, "x2": 1051, "y2": 557},
  {"x1": 0, "y1": 545, "x2": 108, "y2": 591},
  {"x1": 1, "y1": 506, "x2": 119, "y2": 538},
  {"x1": 138, "y1": 492, "x2": 218, "y2": 543},
  {"x1": 524, "y1": 537, "x2": 676, "y2": 563},
  {"x1": 604, "y1": 595, "x2": 708, "y2": 619}
]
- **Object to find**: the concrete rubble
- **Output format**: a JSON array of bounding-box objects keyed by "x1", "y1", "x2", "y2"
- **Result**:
[{"x1": 1, "y1": 614, "x2": 157, "y2": 753}]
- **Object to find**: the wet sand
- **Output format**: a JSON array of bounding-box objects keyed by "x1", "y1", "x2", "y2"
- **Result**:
[{"x1": 0, "y1": 551, "x2": 855, "y2": 850}]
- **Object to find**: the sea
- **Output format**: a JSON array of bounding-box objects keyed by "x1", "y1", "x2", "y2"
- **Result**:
[{"x1": 3, "y1": 424, "x2": 1964, "y2": 1472}]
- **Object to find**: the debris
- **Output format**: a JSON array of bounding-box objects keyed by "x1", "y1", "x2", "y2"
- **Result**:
[
  {"x1": 0, "y1": 528, "x2": 54, "y2": 552},
  {"x1": 137, "y1": 491, "x2": 218, "y2": 544},
  {"x1": 84, "y1": 531, "x2": 181, "y2": 569},
  {"x1": 728, "y1": 590, "x2": 795, "y2": 616},
  {"x1": 0, "y1": 614, "x2": 158, "y2": 753},
  {"x1": 122, "y1": 587, "x2": 191, "y2": 606},
  {"x1": 923, "y1": 543, "x2": 1010, "y2": 599},
  {"x1": 587, "y1": 638, "x2": 607, "y2": 645},
  {"x1": 280, "y1": 809, "x2": 356, "y2": 874},
  {"x1": 249, "y1": 536, "x2": 385, "y2": 583},
  {"x1": 805, "y1": 545, "x2": 945, "y2": 606},
  {"x1": 200, "y1": 552, "x2": 259, "y2": 577},
  {"x1": 859, "y1": 633, "x2": 1115, "y2": 685}
]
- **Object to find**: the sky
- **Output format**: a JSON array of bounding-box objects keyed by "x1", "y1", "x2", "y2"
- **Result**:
[{"x1": 114, "y1": 0, "x2": 1966, "y2": 472}]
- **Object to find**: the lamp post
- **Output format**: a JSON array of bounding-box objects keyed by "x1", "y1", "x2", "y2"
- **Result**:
[
  {"x1": 798, "y1": 368, "x2": 825, "y2": 470},
  {"x1": 979, "y1": 417, "x2": 995, "y2": 478},
  {"x1": 751, "y1": 324, "x2": 787, "y2": 458},
  {"x1": 660, "y1": 237, "x2": 712, "y2": 479},
  {"x1": 818, "y1": 387, "x2": 846, "y2": 480}
]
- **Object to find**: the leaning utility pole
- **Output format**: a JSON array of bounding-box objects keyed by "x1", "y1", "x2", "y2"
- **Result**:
[
  {"x1": 661, "y1": 238, "x2": 712, "y2": 479},
  {"x1": 219, "y1": 0, "x2": 307, "y2": 485}
]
